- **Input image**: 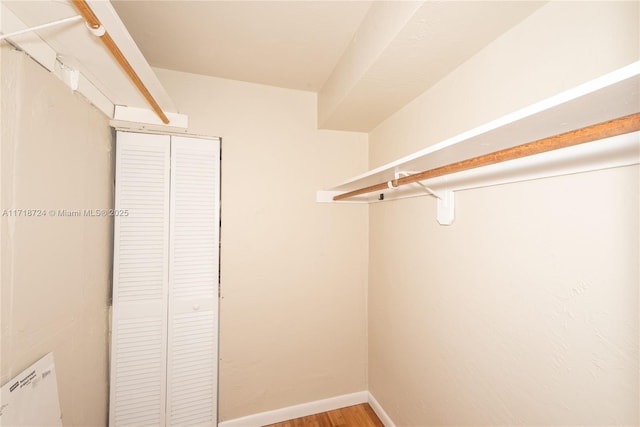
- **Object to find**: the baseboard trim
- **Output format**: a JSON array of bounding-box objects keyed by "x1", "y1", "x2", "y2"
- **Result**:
[
  {"x1": 218, "y1": 391, "x2": 369, "y2": 427},
  {"x1": 368, "y1": 392, "x2": 396, "y2": 427}
]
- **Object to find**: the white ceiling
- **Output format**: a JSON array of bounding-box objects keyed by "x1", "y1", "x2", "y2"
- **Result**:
[
  {"x1": 113, "y1": 1, "x2": 546, "y2": 131},
  {"x1": 111, "y1": 0, "x2": 372, "y2": 92}
]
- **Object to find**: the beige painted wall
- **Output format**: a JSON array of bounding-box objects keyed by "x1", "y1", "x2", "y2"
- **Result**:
[
  {"x1": 368, "y1": 2, "x2": 639, "y2": 425},
  {"x1": 1, "y1": 47, "x2": 113, "y2": 426},
  {"x1": 154, "y1": 68, "x2": 369, "y2": 421},
  {"x1": 369, "y1": 1, "x2": 640, "y2": 167}
]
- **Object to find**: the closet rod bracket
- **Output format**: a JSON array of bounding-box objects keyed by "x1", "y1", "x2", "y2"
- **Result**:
[
  {"x1": 436, "y1": 190, "x2": 455, "y2": 225},
  {"x1": 395, "y1": 171, "x2": 455, "y2": 225},
  {"x1": 56, "y1": 61, "x2": 80, "y2": 91}
]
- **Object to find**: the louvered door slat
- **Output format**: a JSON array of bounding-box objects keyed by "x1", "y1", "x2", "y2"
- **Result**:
[
  {"x1": 110, "y1": 132, "x2": 170, "y2": 427},
  {"x1": 167, "y1": 136, "x2": 220, "y2": 427}
]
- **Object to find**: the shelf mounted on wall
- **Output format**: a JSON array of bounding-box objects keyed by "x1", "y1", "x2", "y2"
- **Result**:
[
  {"x1": 1, "y1": 0, "x2": 188, "y2": 128},
  {"x1": 317, "y1": 61, "x2": 640, "y2": 225}
]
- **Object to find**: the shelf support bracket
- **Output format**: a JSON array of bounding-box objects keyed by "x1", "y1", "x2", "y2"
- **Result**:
[
  {"x1": 0, "y1": 15, "x2": 83, "y2": 41},
  {"x1": 395, "y1": 171, "x2": 455, "y2": 225}
]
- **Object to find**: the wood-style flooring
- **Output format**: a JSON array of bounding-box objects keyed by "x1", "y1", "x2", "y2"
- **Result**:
[{"x1": 263, "y1": 403, "x2": 384, "y2": 427}]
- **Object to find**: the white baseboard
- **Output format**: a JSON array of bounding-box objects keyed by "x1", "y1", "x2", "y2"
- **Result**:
[
  {"x1": 218, "y1": 391, "x2": 369, "y2": 427},
  {"x1": 368, "y1": 392, "x2": 396, "y2": 427}
]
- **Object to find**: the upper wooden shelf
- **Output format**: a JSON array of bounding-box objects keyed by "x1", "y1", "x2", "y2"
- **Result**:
[{"x1": 318, "y1": 61, "x2": 640, "y2": 204}]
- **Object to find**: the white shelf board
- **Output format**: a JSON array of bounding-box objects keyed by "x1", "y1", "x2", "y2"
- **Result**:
[
  {"x1": 318, "y1": 131, "x2": 639, "y2": 203},
  {"x1": 1, "y1": 0, "x2": 181, "y2": 123},
  {"x1": 321, "y1": 61, "x2": 640, "y2": 202}
]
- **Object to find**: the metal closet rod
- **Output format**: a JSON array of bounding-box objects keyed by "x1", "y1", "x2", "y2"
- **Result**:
[
  {"x1": 333, "y1": 112, "x2": 640, "y2": 201},
  {"x1": 71, "y1": 0, "x2": 170, "y2": 124}
]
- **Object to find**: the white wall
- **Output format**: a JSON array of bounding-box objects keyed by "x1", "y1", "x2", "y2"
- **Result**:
[
  {"x1": 153, "y1": 68, "x2": 369, "y2": 421},
  {"x1": 368, "y1": 2, "x2": 639, "y2": 425},
  {"x1": 1, "y1": 47, "x2": 113, "y2": 425}
]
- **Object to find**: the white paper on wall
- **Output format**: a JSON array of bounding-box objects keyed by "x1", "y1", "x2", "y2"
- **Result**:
[{"x1": 0, "y1": 353, "x2": 62, "y2": 426}]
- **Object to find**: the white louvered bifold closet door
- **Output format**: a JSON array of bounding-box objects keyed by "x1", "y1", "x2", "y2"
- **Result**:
[
  {"x1": 167, "y1": 136, "x2": 220, "y2": 425},
  {"x1": 110, "y1": 132, "x2": 171, "y2": 427},
  {"x1": 111, "y1": 132, "x2": 220, "y2": 427}
]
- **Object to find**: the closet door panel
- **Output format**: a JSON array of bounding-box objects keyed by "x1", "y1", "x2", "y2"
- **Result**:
[
  {"x1": 110, "y1": 132, "x2": 171, "y2": 427},
  {"x1": 167, "y1": 136, "x2": 220, "y2": 426}
]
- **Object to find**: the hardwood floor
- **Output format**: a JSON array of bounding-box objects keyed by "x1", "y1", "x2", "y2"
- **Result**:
[{"x1": 263, "y1": 403, "x2": 384, "y2": 427}]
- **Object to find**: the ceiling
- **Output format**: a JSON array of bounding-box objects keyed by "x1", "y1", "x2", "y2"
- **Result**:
[
  {"x1": 112, "y1": 1, "x2": 546, "y2": 132},
  {"x1": 111, "y1": 0, "x2": 372, "y2": 92}
]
